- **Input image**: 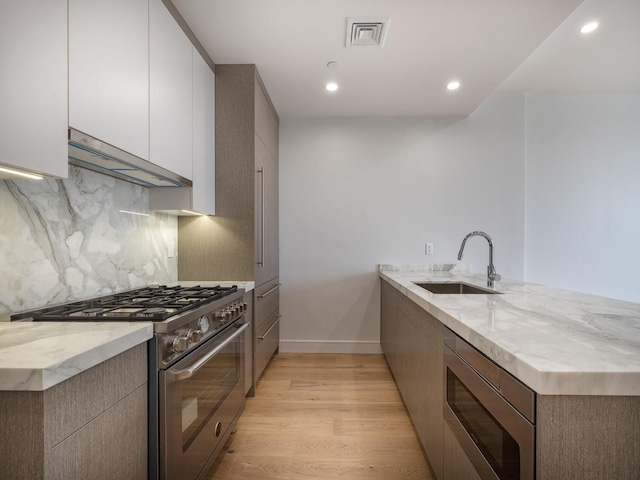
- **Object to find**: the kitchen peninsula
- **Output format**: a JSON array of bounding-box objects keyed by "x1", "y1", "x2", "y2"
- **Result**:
[{"x1": 380, "y1": 264, "x2": 640, "y2": 480}]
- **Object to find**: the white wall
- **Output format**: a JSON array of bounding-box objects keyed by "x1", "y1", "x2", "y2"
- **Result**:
[
  {"x1": 524, "y1": 94, "x2": 640, "y2": 302},
  {"x1": 279, "y1": 94, "x2": 526, "y2": 352}
]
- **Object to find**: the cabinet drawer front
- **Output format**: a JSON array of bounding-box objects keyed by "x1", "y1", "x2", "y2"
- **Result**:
[
  {"x1": 255, "y1": 312, "x2": 280, "y2": 382},
  {"x1": 254, "y1": 278, "x2": 280, "y2": 328},
  {"x1": 50, "y1": 385, "x2": 147, "y2": 480},
  {"x1": 45, "y1": 343, "x2": 147, "y2": 446}
]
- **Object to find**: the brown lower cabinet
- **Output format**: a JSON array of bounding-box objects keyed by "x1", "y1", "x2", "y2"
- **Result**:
[
  {"x1": 0, "y1": 344, "x2": 147, "y2": 480},
  {"x1": 536, "y1": 395, "x2": 640, "y2": 479},
  {"x1": 380, "y1": 279, "x2": 443, "y2": 479},
  {"x1": 254, "y1": 277, "x2": 281, "y2": 386},
  {"x1": 243, "y1": 290, "x2": 255, "y2": 396}
]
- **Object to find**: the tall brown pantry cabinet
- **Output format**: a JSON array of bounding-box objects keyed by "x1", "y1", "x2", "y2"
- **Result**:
[{"x1": 178, "y1": 65, "x2": 279, "y2": 396}]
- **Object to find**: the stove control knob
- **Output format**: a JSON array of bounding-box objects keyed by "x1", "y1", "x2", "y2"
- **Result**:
[
  {"x1": 189, "y1": 329, "x2": 203, "y2": 343},
  {"x1": 241, "y1": 302, "x2": 247, "y2": 312},
  {"x1": 171, "y1": 335, "x2": 189, "y2": 353},
  {"x1": 225, "y1": 309, "x2": 234, "y2": 321}
]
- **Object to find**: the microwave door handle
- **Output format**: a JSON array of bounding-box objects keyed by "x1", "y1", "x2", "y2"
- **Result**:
[{"x1": 168, "y1": 322, "x2": 250, "y2": 382}]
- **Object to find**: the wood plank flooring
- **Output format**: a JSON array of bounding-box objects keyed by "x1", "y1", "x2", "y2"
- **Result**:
[{"x1": 204, "y1": 353, "x2": 434, "y2": 479}]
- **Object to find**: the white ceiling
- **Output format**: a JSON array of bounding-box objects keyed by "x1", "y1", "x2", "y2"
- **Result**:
[
  {"x1": 498, "y1": 0, "x2": 640, "y2": 93},
  {"x1": 172, "y1": 0, "x2": 639, "y2": 118}
]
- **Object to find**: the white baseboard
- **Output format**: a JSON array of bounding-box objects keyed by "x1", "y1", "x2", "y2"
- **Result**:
[{"x1": 278, "y1": 340, "x2": 383, "y2": 354}]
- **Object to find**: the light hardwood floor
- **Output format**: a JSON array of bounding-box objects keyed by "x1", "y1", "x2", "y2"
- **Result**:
[{"x1": 205, "y1": 353, "x2": 434, "y2": 479}]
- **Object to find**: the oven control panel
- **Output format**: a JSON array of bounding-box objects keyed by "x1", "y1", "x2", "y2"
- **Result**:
[
  {"x1": 215, "y1": 302, "x2": 247, "y2": 323},
  {"x1": 162, "y1": 301, "x2": 248, "y2": 360}
]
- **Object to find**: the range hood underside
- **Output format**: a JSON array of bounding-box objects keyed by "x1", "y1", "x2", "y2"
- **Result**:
[{"x1": 68, "y1": 129, "x2": 192, "y2": 188}]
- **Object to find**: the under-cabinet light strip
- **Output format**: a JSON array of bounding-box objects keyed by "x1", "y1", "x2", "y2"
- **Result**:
[
  {"x1": 119, "y1": 210, "x2": 151, "y2": 217},
  {"x1": 0, "y1": 166, "x2": 44, "y2": 180}
]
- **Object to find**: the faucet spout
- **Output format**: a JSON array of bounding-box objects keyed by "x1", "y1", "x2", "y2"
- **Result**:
[{"x1": 457, "y1": 231, "x2": 501, "y2": 288}]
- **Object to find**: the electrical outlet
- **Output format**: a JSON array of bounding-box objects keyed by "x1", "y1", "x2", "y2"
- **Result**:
[
  {"x1": 425, "y1": 243, "x2": 434, "y2": 255},
  {"x1": 167, "y1": 240, "x2": 175, "y2": 258}
]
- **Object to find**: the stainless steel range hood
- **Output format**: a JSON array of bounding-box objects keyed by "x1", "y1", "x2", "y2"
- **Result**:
[{"x1": 68, "y1": 129, "x2": 192, "y2": 188}]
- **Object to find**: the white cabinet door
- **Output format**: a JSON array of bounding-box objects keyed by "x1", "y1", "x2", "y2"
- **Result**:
[
  {"x1": 149, "y1": 0, "x2": 193, "y2": 181},
  {"x1": 191, "y1": 48, "x2": 215, "y2": 214},
  {"x1": 0, "y1": 0, "x2": 68, "y2": 178},
  {"x1": 68, "y1": 0, "x2": 149, "y2": 160}
]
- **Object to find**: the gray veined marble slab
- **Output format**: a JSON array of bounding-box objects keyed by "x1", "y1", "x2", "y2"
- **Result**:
[
  {"x1": 379, "y1": 265, "x2": 640, "y2": 396},
  {"x1": 0, "y1": 165, "x2": 178, "y2": 318},
  {"x1": 0, "y1": 322, "x2": 153, "y2": 391}
]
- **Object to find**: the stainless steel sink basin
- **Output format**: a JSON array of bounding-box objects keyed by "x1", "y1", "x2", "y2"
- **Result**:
[{"x1": 414, "y1": 282, "x2": 501, "y2": 295}]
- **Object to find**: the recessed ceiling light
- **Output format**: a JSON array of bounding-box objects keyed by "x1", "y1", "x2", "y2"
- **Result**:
[
  {"x1": 447, "y1": 81, "x2": 460, "y2": 91},
  {"x1": 580, "y1": 22, "x2": 598, "y2": 34},
  {"x1": 326, "y1": 83, "x2": 338, "y2": 92}
]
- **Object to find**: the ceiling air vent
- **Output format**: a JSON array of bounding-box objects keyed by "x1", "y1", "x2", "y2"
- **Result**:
[{"x1": 346, "y1": 17, "x2": 390, "y2": 48}]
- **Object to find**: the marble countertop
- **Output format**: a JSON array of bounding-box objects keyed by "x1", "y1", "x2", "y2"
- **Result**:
[
  {"x1": 380, "y1": 265, "x2": 640, "y2": 396},
  {"x1": 0, "y1": 322, "x2": 152, "y2": 391}
]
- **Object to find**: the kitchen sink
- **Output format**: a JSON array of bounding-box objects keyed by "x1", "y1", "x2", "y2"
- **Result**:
[{"x1": 414, "y1": 282, "x2": 501, "y2": 295}]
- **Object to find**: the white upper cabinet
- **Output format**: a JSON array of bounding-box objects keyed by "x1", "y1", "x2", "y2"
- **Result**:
[
  {"x1": 149, "y1": 47, "x2": 215, "y2": 215},
  {"x1": 191, "y1": 48, "x2": 215, "y2": 214},
  {"x1": 149, "y1": 0, "x2": 193, "y2": 181},
  {"x1": 68, "y1": 0, "x2": 149, "y2": 160},
  {"x1": 0, "y1": 0, "x2": 68, "y2": 178}
]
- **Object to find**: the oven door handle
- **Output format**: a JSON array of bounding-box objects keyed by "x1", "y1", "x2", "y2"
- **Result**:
[{"x1": 168, "y1": 322, "x2": 250, "y2": 382}]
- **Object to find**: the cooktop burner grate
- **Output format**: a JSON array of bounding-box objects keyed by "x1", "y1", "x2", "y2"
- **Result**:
[{"x1": 26, "y1": 285, "x2": 238, "y2": 322}]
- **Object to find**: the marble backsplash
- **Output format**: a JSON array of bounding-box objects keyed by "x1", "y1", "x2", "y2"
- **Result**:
[{"x1": 0, "y1": 166, "x2": 178, "y2": 316}]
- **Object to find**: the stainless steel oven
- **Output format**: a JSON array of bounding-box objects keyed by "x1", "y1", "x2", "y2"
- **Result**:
[
  {"x1": 444, "y1": 327, "x2": 536, "y2": 480},
  {"x1": 159, "y1": 319, "x2": 248, "y2": 480}
]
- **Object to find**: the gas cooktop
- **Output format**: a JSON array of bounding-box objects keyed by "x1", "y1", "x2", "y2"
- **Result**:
[{"x1": 22, "y1": 285, "x2": 238, "y2": 322}]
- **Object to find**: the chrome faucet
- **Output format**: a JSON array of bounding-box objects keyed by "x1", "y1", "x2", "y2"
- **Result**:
[{"x1": 457, "y1": 231, "x2": 501, "y2": 288}]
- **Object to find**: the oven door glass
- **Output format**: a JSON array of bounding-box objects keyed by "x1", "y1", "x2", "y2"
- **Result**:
[
  {"x1": 447, "y1": 367, "x2": 520, "y2": 479},
  {"x1": 160, "y1": 321, "x2": 247, "y2": 480},
  {"x1": 180, "y1": 343, "x2": 239, "y2": 451}
]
